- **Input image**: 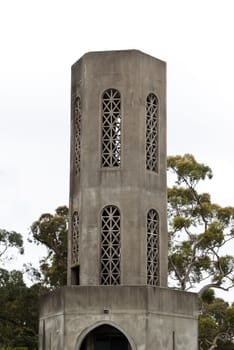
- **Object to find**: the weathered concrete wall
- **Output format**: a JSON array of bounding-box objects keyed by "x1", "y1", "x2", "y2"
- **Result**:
[
  {"x1": 39, "y1": 286, "x2": 198, "y2": 350},
  {"x1": 68, "y1": 50, "x2": 168, "y2": 287}
]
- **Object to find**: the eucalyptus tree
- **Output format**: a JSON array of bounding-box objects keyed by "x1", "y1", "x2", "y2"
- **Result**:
[
  {"x1": 29, "y1": 205, "x2": 68, "y2": 288},
  {"x1": 167, "y1": 154, "x2": 234, "y2": 295}
]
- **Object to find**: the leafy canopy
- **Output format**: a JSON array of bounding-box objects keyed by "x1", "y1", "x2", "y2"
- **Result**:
[
  {"x1": 29, "y1": 205, "x2": 68, "y2": 288},
  {"x1": 167, "y1": 154, "x2": 234, "y2": 293},
  {"x1": 0, "y1": 229, "x2": 24, "y2": 262},
  {"x1": 199, "y1": 289, "x2": 234, "y2": 350},
  {"x1": 0, "y1": 268, "x2": 47, "y2": 350}
]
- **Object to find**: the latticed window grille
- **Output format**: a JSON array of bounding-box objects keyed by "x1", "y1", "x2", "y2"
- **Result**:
[
  {"x1": 74, "y1": 96, "x2": 81, "y2": 175},
  {"x1": 147, "y1": 209, "x2": 160, "y2": 286},
  {"x1": 71, "y1": 211, "x2": 79, "y2": 266},
  {"x1": 146, "y1": 93, "x2": 159, "y2": 172},
  {"x1": 101, "y1": 206, "x2": 121, "y2": 285},
  {"x1": 101, "y1": 89, "x2": 121, "y2": 167}
]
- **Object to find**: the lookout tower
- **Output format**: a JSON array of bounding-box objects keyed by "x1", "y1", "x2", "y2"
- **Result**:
[{"x1": 39, "y1": 50, "x2": 198, "y2": 350}]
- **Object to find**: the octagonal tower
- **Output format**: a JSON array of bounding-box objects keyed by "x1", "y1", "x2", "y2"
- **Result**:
[
  {"x1": 39, "y1": 50, "x2": 198, "y2": 350},
  {"x1": 68, "y1": 50, "x2": 167, "y2": 287}
]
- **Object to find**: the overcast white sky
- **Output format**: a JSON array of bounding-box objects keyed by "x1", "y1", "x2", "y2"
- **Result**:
[{"x1": 0, "y1": 0, "x2": 234, "y2": 300}]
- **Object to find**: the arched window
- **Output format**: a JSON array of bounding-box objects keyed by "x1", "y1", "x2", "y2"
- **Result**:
[
  {"x1": 146, "y1": 93, "x2": 159, "y2": 172},
  {"x1": 74, "y1": 96, "x2": 81, "y2": 176},
  {"x1": 71, "y1": 211, "x2": 79, "y2": 266},
  {"x1": 147, "y1": 209, "x2": 159, "y2": 286},
  {"x1": 101, "y1": 206, "x2": 121, "y2": 285},
  {"x1": 101, "y1": 89, "x2": 121, "y2": 167}
]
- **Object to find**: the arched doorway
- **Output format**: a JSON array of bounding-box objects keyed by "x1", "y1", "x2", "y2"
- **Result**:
[{"x1": 79, "y1": 324, "x2": 132, "y2": 350}]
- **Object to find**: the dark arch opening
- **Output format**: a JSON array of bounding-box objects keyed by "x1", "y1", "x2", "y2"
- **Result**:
[{"x1": 80, "y1": 325, "x2": 131, "y2": 350}]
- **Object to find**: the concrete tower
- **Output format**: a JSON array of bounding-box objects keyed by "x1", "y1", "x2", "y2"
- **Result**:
[{"x1": 39, "y1": 50, "x2": 198, "y2": 350}]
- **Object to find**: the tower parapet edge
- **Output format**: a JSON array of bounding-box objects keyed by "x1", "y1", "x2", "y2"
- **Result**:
[{"x1": 68, "y1": 50, "x2": 168, "y2": 287}]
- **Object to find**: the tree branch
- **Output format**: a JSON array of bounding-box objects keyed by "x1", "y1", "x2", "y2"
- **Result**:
[{"x1": 198, "y1": 283, "x2": 234, "y2": 297}]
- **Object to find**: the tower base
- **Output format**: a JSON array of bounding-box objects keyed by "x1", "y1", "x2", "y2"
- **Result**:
[{"x1": 39, "y1": 286, "x2": 198, "y2": 350}]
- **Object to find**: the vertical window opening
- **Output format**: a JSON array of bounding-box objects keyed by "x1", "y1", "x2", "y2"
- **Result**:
[
  {"x1": 71, "y1": 266, "x2": 80, "y2": 285},
  {"x1": 71, "y1": 211, "x2": 79, "y2": 267},
  {"x1": 146, "y1": 93, "x2": 159, "y2": 172},
  {"x1": 74, "y1": 96, "x2": 81, "y2": 175},
  {"x1": 101, "y1": 205, "x2": 121, "y2": 285},
  {"x1": 101, "y1": 89, "x2": 121, "y2": 167},
  {"x1": 147, "y1": 209, "x2": 160, "y2": 286}
]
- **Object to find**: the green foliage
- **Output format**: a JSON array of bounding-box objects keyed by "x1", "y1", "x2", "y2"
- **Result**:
[
  {"x1": 167, "y1": 154, "x2": 234, "y2": 293},
  {"x1": 199, "y1": 316, "x2": 217, "y2": 348},
  {"x1": 200, "y1": 288, "x2": 215, "y2": 304},
  {"x1": 0, "y1": 205, "x2": 68, "y2": 348},
  {"x1": 0, "y1": 229, "x2": 24, "y2": 261},
  {"x1": 167, "y1": 154, "x2": 213, "y2": 186},
  {"x1": 199, "y1": 290, "x2": 234, "y2": 349},
  {"x1": 168, "y1": 154, "x2": 234, "y2": 349},
  {"x1": 0, "y1": 269, "x2": 47, "y2": 350},
  {"x1": 30, "y1": 205, "x2": 68, "y2": 288}
]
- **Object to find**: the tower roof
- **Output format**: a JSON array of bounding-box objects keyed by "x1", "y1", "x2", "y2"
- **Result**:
[{"x1": 72, "y1": 49, "x2": 166, "y2": 68}]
